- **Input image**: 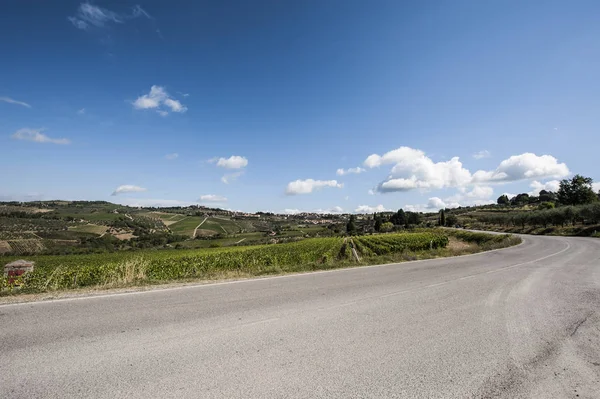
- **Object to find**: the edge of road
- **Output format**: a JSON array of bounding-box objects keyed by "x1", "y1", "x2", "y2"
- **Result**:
[{"x1": 0, "y1": 234, "x2": 530, "y2": 307}]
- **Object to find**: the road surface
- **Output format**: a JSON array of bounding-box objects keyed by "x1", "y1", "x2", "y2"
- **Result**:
[{"x1": 1, "y1": 235, "x2": 599, "y2": 398}]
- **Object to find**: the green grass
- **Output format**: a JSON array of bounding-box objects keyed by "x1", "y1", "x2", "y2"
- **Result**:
[
  {"x1": 68, "y1": 224, "x2": 108, "y2": 235},
  {"x1": 168, "y1": 216, "x2": 206, "y2": 237}
]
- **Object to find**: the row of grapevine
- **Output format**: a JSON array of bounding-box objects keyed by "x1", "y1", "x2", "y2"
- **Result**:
[
  {"x1": 354, "y1": 232, "x2": 448, "y2": 256},
  {"x1": 2, "y1": 232, "x2": 450, "y2": 293}
]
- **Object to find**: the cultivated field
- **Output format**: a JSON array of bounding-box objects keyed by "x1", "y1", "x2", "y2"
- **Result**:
[{"x1": 0, "y1": 231, "x2": 520, "y2": 294}]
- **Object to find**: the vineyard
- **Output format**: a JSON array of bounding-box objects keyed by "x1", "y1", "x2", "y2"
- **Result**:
[{"x1": 0, "y1": 231, "x2": 518, "y2": 294}]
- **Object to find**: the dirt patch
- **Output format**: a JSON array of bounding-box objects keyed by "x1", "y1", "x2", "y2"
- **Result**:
[
  {"x1": 0, "y1": 241, "x2": 12, "y2": 254},
  {"x1": 194, "y1": 229, "x2": 217, "y2": 237},
  {"x1": 113, "y1": 233, "x2": 136, "y2": 240}
]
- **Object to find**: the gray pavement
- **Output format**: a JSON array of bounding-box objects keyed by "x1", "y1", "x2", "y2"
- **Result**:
[{"x1": 1, "y1": 234, "x2": 600, "y2": 398}]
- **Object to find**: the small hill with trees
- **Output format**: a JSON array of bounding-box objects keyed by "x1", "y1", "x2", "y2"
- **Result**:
[{"x1": 443, "y1": 175, "x2": 600, "y2": 237}]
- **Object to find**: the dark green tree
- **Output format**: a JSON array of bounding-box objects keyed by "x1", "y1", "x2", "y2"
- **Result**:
[
  {"x1": 406, "y1": 212, "x2": 421, "y2": 226},
  {"x1": 439, "y1": 209, "x2": 446, "y2": 226},
  {"x1": 497, "y1": 194, "x2": 510, "y2": 205},
  {"x1": 557, "y1": 175, "x2": 598, "y2": 205},
  {"x1": 374, "y1": 213, "x2": 382, "y2": 232},
  {"x1": 539, "y1": 190, "x2": 556, "y2": 203},
  {"x1": 445, "y1": 214, "x2": 458, "y2": 227},
  {"x1": 346, "y1": 215, "x2": 357, "y2": 235},
  {"x1": 390, "y1": 209, "x2": 407, "y2": 226},
  {"x1": 511, "y1": 193, "x2": 530, "y2": 206}
]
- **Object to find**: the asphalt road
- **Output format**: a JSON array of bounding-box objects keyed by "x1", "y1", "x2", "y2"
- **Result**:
[{"x1": 2, "y1": 235, "x2": 600, "y2": 398}]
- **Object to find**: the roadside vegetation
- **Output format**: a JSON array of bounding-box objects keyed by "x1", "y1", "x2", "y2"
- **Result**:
[
  {"x1": 1, "y1": 230, "x2": 519, "y2": 296},
  {"x1": 445, "y1": 175, "x2": 600, "y2": 237}
]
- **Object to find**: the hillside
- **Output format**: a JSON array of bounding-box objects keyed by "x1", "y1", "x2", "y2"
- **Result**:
[{"x1": 0, "y1": 201, "x2": 345, "y2": 256}]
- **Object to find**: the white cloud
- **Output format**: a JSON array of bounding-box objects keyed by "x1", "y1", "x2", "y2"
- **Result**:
[
  {"x1": 285, "y1": 179, "x2": 343, "y2": 195},
  {"x1": 163, "y1": 98, "x2": 186, "y2": 113},
  {"x1": 281, "y1": 206, "x2": 343, "y2": 215},
  {"x1": 0, "y1": 96, "x2": 31, "y2": 108},
  {"x1": 132, "y1": 85, "x2": 187, "y2": 116},
  {"x1": 111, "y1": 185, "x2": 147, "y2": 196},
  {"x1": 368, "y1": 189, "x2": 375, "y2": 195},
  {"x1": 77, "y1": 108, "x2": 85, "y2": 115},
  {"x1": 69, "y1": 3, "x2": 150, "y2": 31},
  {"x1": 199, "y1": 194, "x2": 227, "y2": 203},
  {"x1": 365, "y1": 146, "x2": 569, "y2": 193},
  {"x1": 365, "y1": 147, "x2": 472, "y2": 193},
  {"x1": 465, "y1": 185, "x2": 494, "y2": 199},
  {"x1": 113, "y1": 198, "x2": 195, "y2": 208},
  {"x1": 473, "y1": 150, "x2": 491, "y2": 159},
  {"x1": 336, "y1": 167, "x2": 365, "y2": 176},
  {"x1": 404, "y1": 197, "x2": 462, "y2": 213},
  {"x1": 472, "y1": 153, "x2": 569, "y2": 183},
  {"x1": 529, "y1": 180, "x2": 561, "y2": 196},
  {"x1": 165, "y1": 153, "x2": 178, "y2": 160},
  {"x1": 221, "y1": 171, "x2": 244, "y2": 184},
  {"x1": 355, "y1": 204, "x2": 390, "y2": 213},
  {"x1": 593, "y1": 183, "x2": 600, "y2": 193},
  {"x1": 283, "y1": 209, "x2": 301, "y2": 215},
  {"x1": 214, "y1": 155, "x2": 248, "y2": 169},
  {"x1": 11, "y1": 128, "x2": 70, "y2": 145}
]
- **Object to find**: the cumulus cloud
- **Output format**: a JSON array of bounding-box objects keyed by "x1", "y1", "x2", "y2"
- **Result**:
[
  {"x1": 529, "y1": 180, "x2": 561, "y2": 196},
  {"x1": 355, "y1": 204, "x2": 390, "y2": 213},
  {"x1": 365, "y1": 147, "x2": 472, "y2": 193},
  {"x1": 68, "y1": 3, "x2": 150, "y2": 31},
  {"x1": 0, "y1": 96, "x2": 31, "y2": 108},
  {"x1": 165, "y1": 153, "x2": 178, "y2": 160},
  {"x1": 111, "y1": 185, "x2": 147, "y2": 196},
  {"x1": 472, "y1": 153, "x2": 569, "y2": 183},
  {"x1": 11, "y1": 128, "x2": 70, "y2": 145},
  {"x1": 212, "y1": 155, "x2": 248, "y2": 169},
  {"x1": 132, "y1": 85, "x2": 187, "y2": 116},
  {"x1": 198, "y1": 194, "x2": 227, "y2": 203},
  {"x1": 473, "y1": 150, "x2": 491, "y2": 159},
  {"x1": 593, "y1": 183, "x2": 600, "y2": 193},
  {"x1": 336, "y1": 167, "x2": 365, "y2": 176},
  {"x1": 285, "y1": 179, "x2": 343, "y2": 195},
  {"x1": 365, "y1": 146, "x2": 569, "y2": 193}
]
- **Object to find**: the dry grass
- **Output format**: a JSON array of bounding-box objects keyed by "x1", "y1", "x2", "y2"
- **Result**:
[
  {"x1": 0, "y1": 241, "x2": 12, "y2": 254},
  {"x1": 104, "y1": 257, "x2": 149, "y2": 287}
]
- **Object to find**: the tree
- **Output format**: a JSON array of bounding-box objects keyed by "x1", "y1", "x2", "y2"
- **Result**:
[
  {"x1": 406, "y1": 212, "x2": 421, "y2": 226},
  {"x1": 497, "y1": 195, "x2": 510, "y2": 205},
  {"x1": 390, "y1": 209, "x2": 407, "y2": 226},
  {"x1": 380, "y1": 222, "x2": 394, "y2": 232},
  {"x1": 374, "y1": 213, "x2": 383, "y2": 232},
  {"x1": 346, "y1": 215, "x2": 357, "y2": 235},
  {"x1": 511, "y1": 193, "x2": 530, "y2": 206},
  {"x1": 557, "y1": 175, "x2": 598, "y2": 206},
  {"x1": 445, "y1": 214, "x2": 458, "y2": 227},
  {"x1": 538, "y1": 201, "x2": 555, "y2": 210},
  {"x1": 539, "y1": 190, "x2": 556, "y2": 203},
  {"x1": 439, "y1": 209, "x2": 446, "y2": 226}
]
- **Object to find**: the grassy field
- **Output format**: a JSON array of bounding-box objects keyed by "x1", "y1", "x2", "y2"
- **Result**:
[
  {"x1": 169, "y1": 216, "x2": 244, "y2": 237},
  {"x1": 68, "y1": 224, "x2": 108, "y2": 235},
  {"x1": 168, "y1": 216, "x2": 205, "y2": 237},
  {"x1": 1, "y1": 230, "x2": 521, "y2": 296}
]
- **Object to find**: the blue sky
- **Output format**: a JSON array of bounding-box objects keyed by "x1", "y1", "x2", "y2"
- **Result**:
[{"x1": 1, "y1": 1, "x2": 599, "y2": 213}]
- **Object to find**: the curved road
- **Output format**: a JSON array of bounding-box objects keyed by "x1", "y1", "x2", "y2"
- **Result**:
[{"x1": 1, "y1": 235, "x2": 599, "y2": 398}]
